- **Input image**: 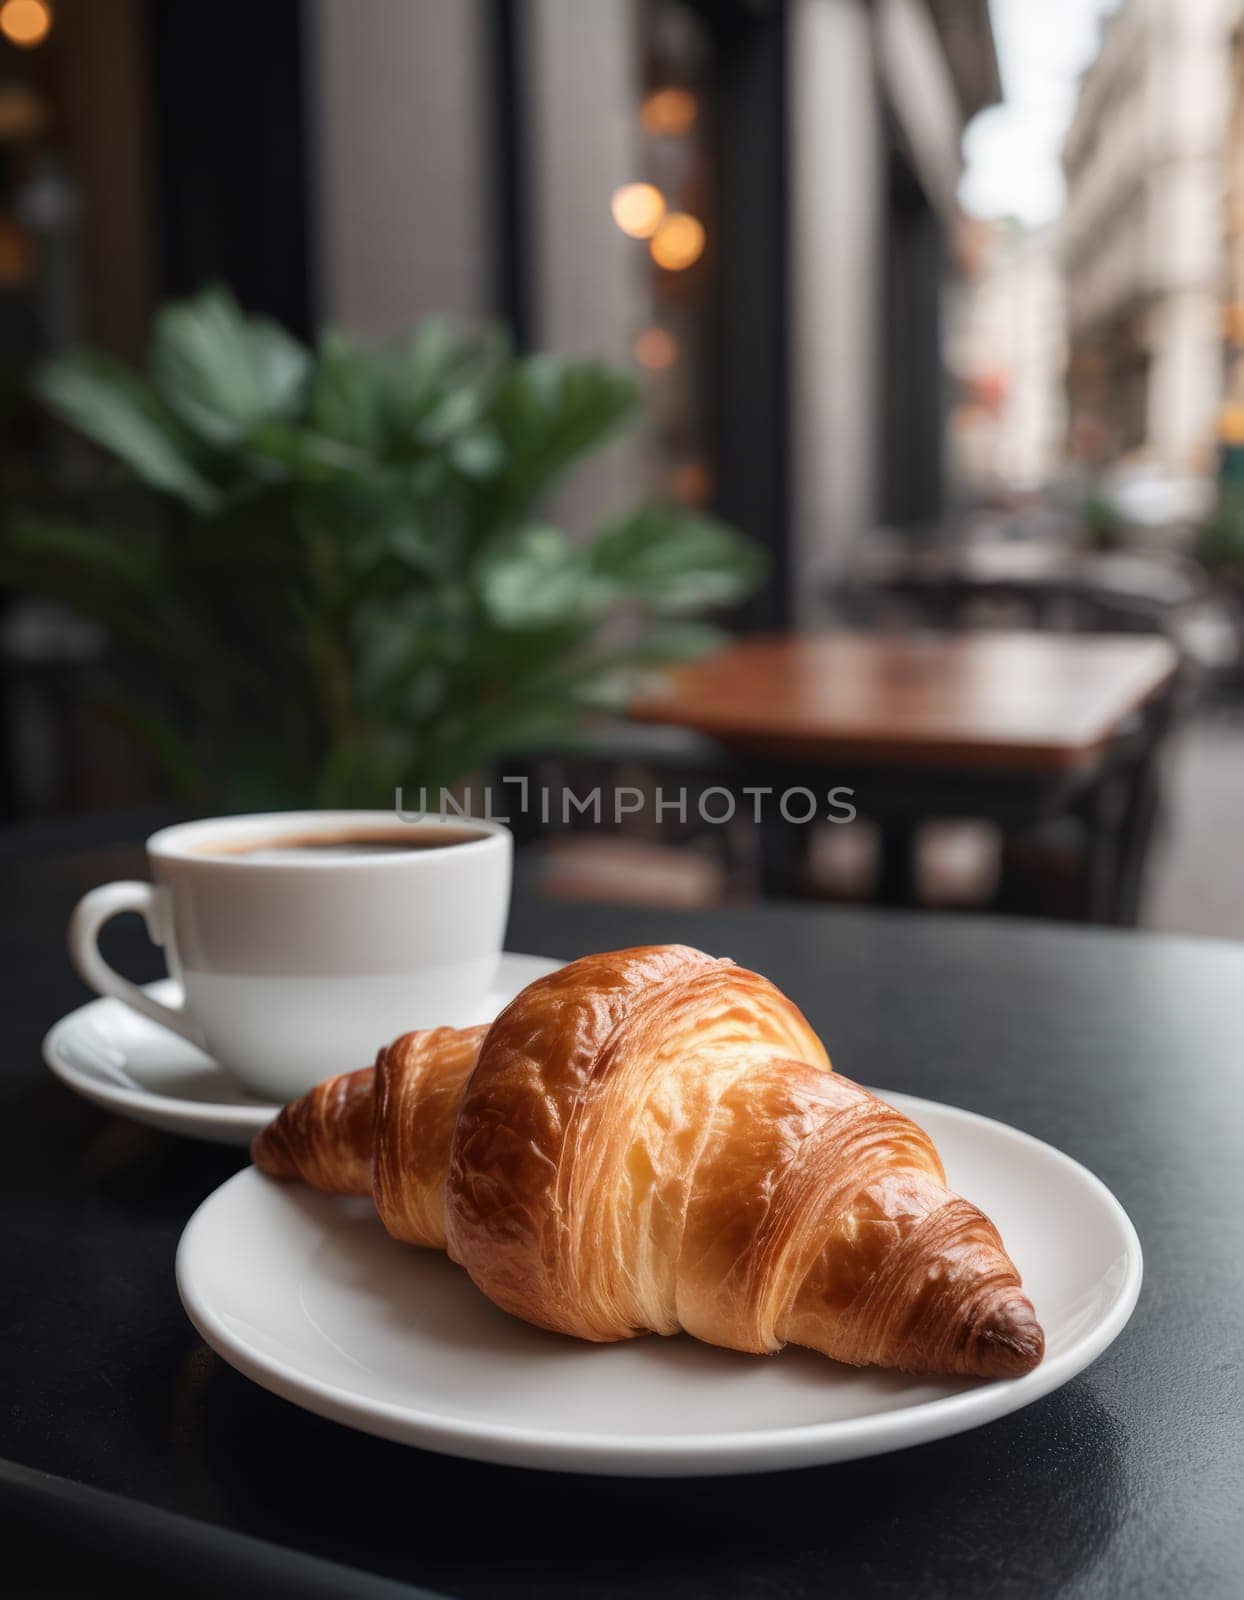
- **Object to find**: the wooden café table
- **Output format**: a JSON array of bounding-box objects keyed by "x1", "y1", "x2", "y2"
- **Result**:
[
  {"x1": 1, "y1": 812, "x2": 1241, "y2": 1595},
  {"x1": 630, "y1": 631, "x2": 1181, "y2": 919}
]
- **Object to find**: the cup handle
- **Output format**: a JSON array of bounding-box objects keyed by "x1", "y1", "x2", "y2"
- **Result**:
[{"x1": 68, "y1": 881, "x2": 205, "y2": 1048}]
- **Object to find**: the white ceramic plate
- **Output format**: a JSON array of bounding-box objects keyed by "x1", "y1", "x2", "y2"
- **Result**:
[
  {"x1": 43, "y1": 954, "x2": 563, "y2": 1146},
  {"x1": 176, "y1": 1092, "x2": 1142, "y2": 1475}
]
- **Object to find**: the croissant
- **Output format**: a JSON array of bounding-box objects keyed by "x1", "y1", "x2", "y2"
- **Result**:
[{"x1": 254, "y1": 945, "x2": 1043, "y2": 1379}]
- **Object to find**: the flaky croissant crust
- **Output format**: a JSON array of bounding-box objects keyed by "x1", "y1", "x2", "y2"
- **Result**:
[{"x1": 254, "y1": 945, "x2": 1042, "y2": 1379}]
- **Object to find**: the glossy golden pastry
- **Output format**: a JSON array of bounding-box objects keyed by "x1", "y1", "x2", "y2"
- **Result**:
[{"x1": 253, "y1": 945, "x2": 1043, "y2": 1378}]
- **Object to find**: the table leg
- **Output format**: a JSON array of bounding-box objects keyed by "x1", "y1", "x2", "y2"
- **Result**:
[
  {"x1": 877, "y1": 821, "x2": 918, "y2": 907},
  {"x1": 1080, "y1": 694, "x2": 1174, "y2": 925},
  {"x1": 1111, "y1": 748, "x2": 1163, "y2": 927},
  {"x1": 757, "y1": 814, "x2": 813, "y2": 899}
]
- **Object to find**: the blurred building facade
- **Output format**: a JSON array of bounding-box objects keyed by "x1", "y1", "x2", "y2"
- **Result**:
[
  {"x1": 948, "y1": 220, "x2": 1067, "y2": 499},
  {"x1": 1062, "y1": 0, "x2": 1233, "y2": 473},
  {"x1": 1224, "y1": 0, "x2": 1244, "y2": 419}
]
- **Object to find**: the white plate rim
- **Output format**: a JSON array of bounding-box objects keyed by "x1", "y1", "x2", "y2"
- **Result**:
[
  {"x1": 42, "y1": 954, "x2": 566, "y2": 1136},
  {"x1": 175, "y1": 1091, "x2": 1143, "y2": 1476}
]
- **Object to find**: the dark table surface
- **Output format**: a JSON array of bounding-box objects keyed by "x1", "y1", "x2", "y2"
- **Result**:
[{"x1": 2, "y1": 814, "x2": 1242, "y2": 1598}]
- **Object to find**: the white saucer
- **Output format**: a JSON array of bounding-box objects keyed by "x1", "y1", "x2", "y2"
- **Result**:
[
  {"x1": 43, "y1": 953, "x2": 564, "y2": 1146},
  {"x1": 176, "y1": 1091, "x2": 1142, "y2": 1475}
]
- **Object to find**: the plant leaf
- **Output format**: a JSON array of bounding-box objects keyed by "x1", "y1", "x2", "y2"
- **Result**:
[
  {"x1": 449, "y1": 427, "x2": 505, "y2": 479},
  {"x1": 249, "y1": 318, "x2": 313, "y2": 416},
  {"x1": 150, "y1": 284, "x2": 310, "y2": 447},
  {"x1": 246, "y1": 421, "x2": 371, "y2": 482},
  {"x1": 588, "y1": 505, "x2": 766, "y2": 613},
  {"x1": 2, "y1": 514, "x2": 162, "y2": 592},
  {"x1": 309, "y1": 330, "x2": 384, "y2": 451},
  {"x1": 33, "y1": 352, "x2": 222, "y2": 514},
  {"x1": 628, "y1": 619, "x2": 728, "y2": 660},
  {"x1": 473, "y1": 523, "x2": 607, "y2": 629},
  {"x1": 395, "y1": 321, "x2": 507, "y2": 449},
  {"x1": 488, "y1": 356, "x2": 637, "y2": 519}
]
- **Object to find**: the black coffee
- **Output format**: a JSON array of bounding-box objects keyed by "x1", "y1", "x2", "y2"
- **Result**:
[{"x1": 199, "y1": 826, "x2": 484, "y2": 858}]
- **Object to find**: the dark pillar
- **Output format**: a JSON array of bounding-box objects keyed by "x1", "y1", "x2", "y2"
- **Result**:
[
  {"x1": 147, "y1": 0, "x2": 314, "y2": 337},
  {"x1": 881, "y1": 140, "x2": 947, "y2": 529},
  {"x1": 710, "y1": 2, "x2": 791, "y2": 629}
]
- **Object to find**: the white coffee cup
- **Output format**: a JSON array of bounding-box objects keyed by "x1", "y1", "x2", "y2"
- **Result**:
[{"x1": 68, "y1": 810, "x2": 512, "y2": 1102}]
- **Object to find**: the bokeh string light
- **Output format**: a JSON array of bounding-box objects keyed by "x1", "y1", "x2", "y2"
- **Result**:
[
  {"x1": 640, "y1": 87, "x2": 697, "y2": 137},
  {"x1": 0, "y1": 0, "x2": 53, "y2": 49},
  {"x1": 611, "y1": 182, "x2": 666, "y2": 240},
  {"x1": 649, "y1": 212, "x2": 706, "y2": 272},
  {"x1": 633, "y1": 326, "x2": 678, "y2": 371}
]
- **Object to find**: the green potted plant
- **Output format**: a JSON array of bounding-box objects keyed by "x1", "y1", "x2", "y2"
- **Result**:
[
  {"x1": 1198, "y1": 479, "x2": 1244, "y2": 607},
  {"x1": 2, "y1": 286, "x2": 762, "y2": 807},
  {"x1": 1080, "y1": 492, "x2": 1125, "y2": 552}
]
